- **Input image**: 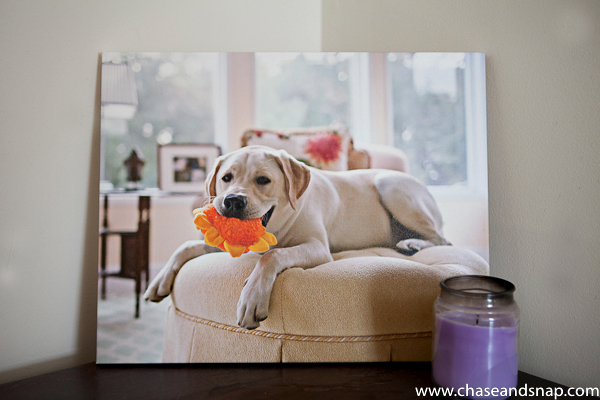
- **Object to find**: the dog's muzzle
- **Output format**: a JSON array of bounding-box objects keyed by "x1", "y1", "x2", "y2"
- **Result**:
[
  {"x1": 222, "y1": 194, "x2": 247, "y2": 219},
  {"x1": 221, "y1": 194, "x2": 274, "y2": 227}
]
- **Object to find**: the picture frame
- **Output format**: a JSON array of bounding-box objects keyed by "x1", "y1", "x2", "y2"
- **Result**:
[{"x1": 157, "y1": 143, "x2": 221, "y2": 193}]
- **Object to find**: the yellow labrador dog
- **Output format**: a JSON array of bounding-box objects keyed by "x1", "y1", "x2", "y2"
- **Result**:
[{"x1": 144, "y1": 145, "x2": 449, "y2": 329}]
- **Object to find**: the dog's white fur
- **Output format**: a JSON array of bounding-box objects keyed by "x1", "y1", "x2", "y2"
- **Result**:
[{"x1": 144, "y1": 145, "x2": 449, "y2": 329}]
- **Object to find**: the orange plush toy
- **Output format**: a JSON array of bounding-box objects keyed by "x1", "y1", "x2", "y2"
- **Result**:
[{"x1": 193, "y1": 203, "x2": 277, "y2": 257}]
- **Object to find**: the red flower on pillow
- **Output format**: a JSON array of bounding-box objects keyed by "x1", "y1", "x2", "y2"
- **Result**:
[{"x1": 305, "y1": 132, "x2": 343, "y2": 165}]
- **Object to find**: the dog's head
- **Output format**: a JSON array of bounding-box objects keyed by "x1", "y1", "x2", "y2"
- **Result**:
[{"x1": 205, "y1": 146, "x2": 311, "y2": 227}]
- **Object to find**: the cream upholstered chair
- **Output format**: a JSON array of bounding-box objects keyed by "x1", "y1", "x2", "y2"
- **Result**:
[
  {"x1": 162, "y1": 247, "x2": 488, "y2": 363},
  {"x1": 163, "y1": 125, "x2": 488, "y2": 362}
]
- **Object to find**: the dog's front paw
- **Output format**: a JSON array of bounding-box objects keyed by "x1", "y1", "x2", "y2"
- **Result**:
[
  {"x1": 144, "y1": 240, "x2": 214, "y2": 303},
  {"x1": 236, "y1": 275, "x2": 272, "y2": 330},
  {"x1": 143, "y1": 267, "x2": 175, "y2": 302}
]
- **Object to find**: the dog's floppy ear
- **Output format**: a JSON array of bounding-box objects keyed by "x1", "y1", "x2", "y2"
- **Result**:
[
  {"x1": 274, "y1": 150, "x2": 311, "y2": 210},
  {"x1": 205, "y1": 156, "x2": 224, "y2": 199}
]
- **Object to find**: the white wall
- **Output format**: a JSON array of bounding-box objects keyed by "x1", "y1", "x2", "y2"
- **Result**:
[
  {"x1": 1, "y1": 0, "x2": 598, "y2": 389},
  {"x1": 0, "y1": 0, "x2": 320, "y2": 384},
  {"x1": 321, "y1": 0, "x2": 600, "y2": 389}
]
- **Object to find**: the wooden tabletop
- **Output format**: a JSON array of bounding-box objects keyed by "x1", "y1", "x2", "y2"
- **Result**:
[{"x1": 0, "y1": 362, "x2": 583, "y2": 400}]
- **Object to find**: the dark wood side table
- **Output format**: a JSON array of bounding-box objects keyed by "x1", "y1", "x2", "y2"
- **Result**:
[
  {"x1": 1, "y1": 362, "x2": 594, "y2": 400},
  {"x1": 98, "y1": 189, "x2": 204, "y2": 318},
  {"x1": 99, "y1": 191, "x2": 151, "y2": 319}
]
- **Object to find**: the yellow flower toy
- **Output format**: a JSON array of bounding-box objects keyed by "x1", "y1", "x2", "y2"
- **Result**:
[{"x1": 193, "y1": 203, "x2": 277, "y2": 258}]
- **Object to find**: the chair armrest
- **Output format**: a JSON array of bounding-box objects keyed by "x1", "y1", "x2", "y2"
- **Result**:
[{"x1": 353, "y1": 144, "x2": 410, "y2": 173}]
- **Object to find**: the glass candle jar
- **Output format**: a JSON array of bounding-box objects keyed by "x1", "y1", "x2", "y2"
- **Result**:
[{"x1": 432, "y1": 275, "x2": 519, "y2": 400}]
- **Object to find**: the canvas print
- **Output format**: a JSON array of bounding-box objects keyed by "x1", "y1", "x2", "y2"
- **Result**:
[{"x1": 98, "y1": 52, "x2": 489, "y2": 363}]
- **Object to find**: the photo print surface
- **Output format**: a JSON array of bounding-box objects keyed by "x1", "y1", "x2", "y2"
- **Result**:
[
  {"x1": 173, "y1": 157, "x2": 204, "y2": 183},
  {"x1": 98, "y1": 52, "x2": 488, "y2": 364}
]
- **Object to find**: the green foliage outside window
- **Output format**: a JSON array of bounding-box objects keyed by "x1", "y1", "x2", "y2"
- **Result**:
[
  {"x1": 255, "y1": 53, "x2": 352, "y2": 130},
  {"x1": 101, "y1": 53, "x2": 216, "y2": 188},
  {"x1": 389, "y1": 53, "x2": 467, "y2": 186}
]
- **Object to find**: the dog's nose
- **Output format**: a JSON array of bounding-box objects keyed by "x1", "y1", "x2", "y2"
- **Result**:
[{"x1": 223, "y1": 194, "x2": 247, "y2": 218}]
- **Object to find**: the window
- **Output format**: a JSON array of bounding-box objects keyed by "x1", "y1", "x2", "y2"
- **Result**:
[
  {"x1": 100, "y1": 52, "x2": 485, "y2": 195},
  {"x1": 255, "y1": 53, "x2": 355, "y2": 130},
  {"x1": 387, "y1": 53, "x2": 486, "y2": 194},
  {"x1": 101, "y1": 52, "x2": 218, "y2": 189}
]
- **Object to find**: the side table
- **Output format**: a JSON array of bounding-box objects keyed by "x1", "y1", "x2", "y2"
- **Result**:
[{"x1": 0, "y1": 362, "x2": 591, "y2": 400}]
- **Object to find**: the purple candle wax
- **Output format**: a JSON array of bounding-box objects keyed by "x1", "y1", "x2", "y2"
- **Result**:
[{"x1": 432, "y1": 312, "x2": 518, "y2": 400}]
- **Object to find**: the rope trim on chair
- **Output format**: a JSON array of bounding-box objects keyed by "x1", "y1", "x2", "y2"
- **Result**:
[{"x1": 174, "y1": 307, "x2": 432, "y2": 343}]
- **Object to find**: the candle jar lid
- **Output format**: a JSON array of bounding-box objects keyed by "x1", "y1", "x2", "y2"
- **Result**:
[{"x1": 439, "y1": 275, "x2": 516, "y2": 309}]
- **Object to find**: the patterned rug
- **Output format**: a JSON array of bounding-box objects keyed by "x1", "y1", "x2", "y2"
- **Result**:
[{"x1": 96, "y1": 273, "x2": 170, "y2": 364}]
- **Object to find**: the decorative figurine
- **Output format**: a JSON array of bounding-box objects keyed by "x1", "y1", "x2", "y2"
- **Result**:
[{"x1": 124, "y1": 148, "x2": 145, "y2": 190}]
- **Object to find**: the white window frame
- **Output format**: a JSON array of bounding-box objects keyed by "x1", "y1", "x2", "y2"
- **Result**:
[
  {"x1": 462, "y1": 52, "x2": 488, "y2": 199},
  {"x1": 214, "y1": 52, "x2": 230, "y2": 153},
  {"x1": 225, "y1": 52, "x2": 255, "y2": 153},
  {"x1": 348, "y1": 52, "x2": 372, "y2": 145}
]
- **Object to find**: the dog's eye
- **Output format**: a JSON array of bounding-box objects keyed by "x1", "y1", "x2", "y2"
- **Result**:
[
  {"x1": 256, "y1": 176, "x2": 271, "y2": 185},
  {"x1": 222, "y1": 173, "x2": 233, "y2": 183}
]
